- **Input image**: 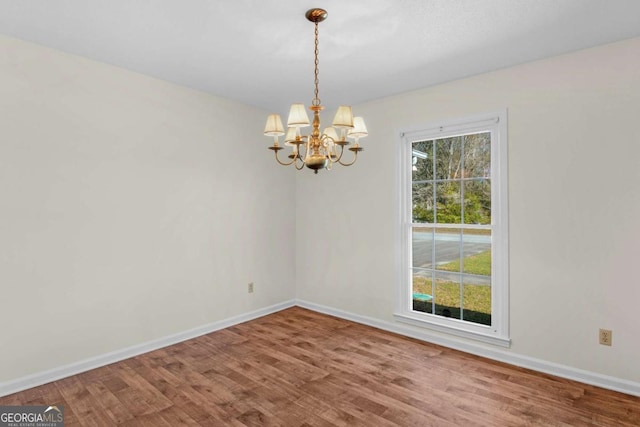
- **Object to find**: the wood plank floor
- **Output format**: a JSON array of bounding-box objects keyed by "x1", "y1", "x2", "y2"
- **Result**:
[{"x1": 1, "y1": 307, "x2": 639, "y2": 426}]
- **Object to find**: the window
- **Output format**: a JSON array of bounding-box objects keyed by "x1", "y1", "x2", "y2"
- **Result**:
[{"x1": 395, "y1": 111, "x2": 509, "y2": 347}]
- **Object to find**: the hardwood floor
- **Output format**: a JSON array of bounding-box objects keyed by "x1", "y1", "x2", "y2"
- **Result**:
[{"x1": 1, "y1": 307, "x2": 639, "y2": 426}]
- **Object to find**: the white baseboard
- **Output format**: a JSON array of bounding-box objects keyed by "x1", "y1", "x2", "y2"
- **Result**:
[
  {"x1": 296, "y1": 299, "x2": 640, "y2": 397},
  {"x1": 3, "y1": 298, "x2": 639, "y2": 399},
  {"x1": 0, "y1": 300, "x2": 296, "y2": 398}
]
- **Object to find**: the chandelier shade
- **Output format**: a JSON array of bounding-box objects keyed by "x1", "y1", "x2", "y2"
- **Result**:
[
  {"x1": 348, "y1": 117, "x2": 368, "y2": 139},
  {"x1": 265, "y1": 8, "x2": 367, "y2": 174},
  {"x1": 287, "y1": 104, "x2": 311, "y2": 128},
  {"x1": 284, "y1": 127, "x2": 298, "y2": 144},
  {"x1": 264, "y1": 114, "x2": 285, "y2": 136},
  {"x1": 332, "y1": 106, "x2": 355, "y2": 129}
]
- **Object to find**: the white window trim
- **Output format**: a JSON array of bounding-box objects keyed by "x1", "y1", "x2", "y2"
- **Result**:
[{"x1": 394, "y1": 110, "x2": 510, "y2": 347}]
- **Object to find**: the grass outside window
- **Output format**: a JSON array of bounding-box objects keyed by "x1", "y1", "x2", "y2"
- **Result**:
[{"x1": 413, "y1": 250, "x2": 491, "y2": 325}]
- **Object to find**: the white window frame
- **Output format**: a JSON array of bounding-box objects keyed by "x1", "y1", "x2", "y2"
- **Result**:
[{"x1": 394, "y1": 110, "x2": 510, "y2": 347}]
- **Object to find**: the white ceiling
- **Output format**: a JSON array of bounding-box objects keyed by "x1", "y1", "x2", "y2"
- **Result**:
[{"x1": 1, "y1": 0, "x2": 640, "y2": 113}]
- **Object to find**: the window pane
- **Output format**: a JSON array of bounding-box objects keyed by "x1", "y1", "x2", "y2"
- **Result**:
[
  {"x1": 412, "y1": 183, "x2": 433, "y2": 223},
  {"x1": 461, "y1": 229, "x2": 491, "y2": 276},
  {"x1": 412, "y1": 140, "x2": 433, "y2": 181},
  {"x1": 436, "y1": 181, "x2": 461, "y2": 223},
  {"x1": 461, "y1": 227, "x2": 491, "y2": 326},
  {"x1": 463, "y1": 179, "x2": 491, "y2": 225},
  {"x1": 463, "y1": 275, "x2": 491, "y2": 326},
  {"x1": 434, "y1": 271, "x2": 461, "y2": 320},
  {"x1": 462, "y1": 132, "x2": 491, "y2": 179},
  {"x1": 435, "y1": 137, "x2": 462, "y2": 180},
  {"x1": 412, "y1": 227, "x2": 433, "y2": 268},
  {"x1": 412, "y1": 270, "x2": 433, "y2": 314},
  {"x1": 434, "y1": 228, "x2": 461, "y2": 272}
]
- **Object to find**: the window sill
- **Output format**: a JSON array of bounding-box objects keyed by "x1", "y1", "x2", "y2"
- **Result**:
[{"x1": 394, "y1": 312, "x2": 511, "y2": 348}]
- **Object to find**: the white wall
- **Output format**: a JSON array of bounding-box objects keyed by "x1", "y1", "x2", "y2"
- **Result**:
[
  {"x1": 2, "y1": 32, "x2": 638, "y2": 391},
  {"x1": 296, "y1": 37, "x2": 640, "y2": 383},
  {"x1": 0, "y1": 35, "x2": 296, "y2": 383}
]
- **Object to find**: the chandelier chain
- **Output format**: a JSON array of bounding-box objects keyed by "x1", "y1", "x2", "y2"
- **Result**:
[{"x1": 313, "y1": 22, "x2": 320, "y2": 106}]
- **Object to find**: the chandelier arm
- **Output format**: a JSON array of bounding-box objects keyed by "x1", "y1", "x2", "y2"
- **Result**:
[
  {"x1": 325, "y1": 144, "x2": 339, "y2": 164},
  {"x1": 326, "y1": 152, "x2": 336, "y2": 165},
  {"x1": 333, "y1": 144, "x2": 346, "y2": 163},
  {"x1": 273, "y1": 149, "x2": 296, "y2": 166},
  {"x1": 337, "y1": 149, "x2": 359, "y2": 167},
  {"x1": 293, "y1": 143, "x2": 306, "y2": 169},
  {"x1": 321, "y1": 136, "x2": 335, "y2": 165}
]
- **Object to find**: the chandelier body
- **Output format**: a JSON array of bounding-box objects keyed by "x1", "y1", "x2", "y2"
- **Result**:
[{"x1": 264, "y1": 8, "x2": 368, "y2": 174}]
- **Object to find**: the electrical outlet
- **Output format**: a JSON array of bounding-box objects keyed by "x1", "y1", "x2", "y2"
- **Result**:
[
  {"x1": 248, "y1": 282, "x2": 254, "y2": 293},
  {"x1": 599, "y1": 329, "x2": 612, "y2": 346}
]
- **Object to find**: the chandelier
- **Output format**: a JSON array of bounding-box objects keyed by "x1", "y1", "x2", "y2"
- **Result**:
[{"x1": 264, "y1": 8, "x2": 368, "y2": 174}]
